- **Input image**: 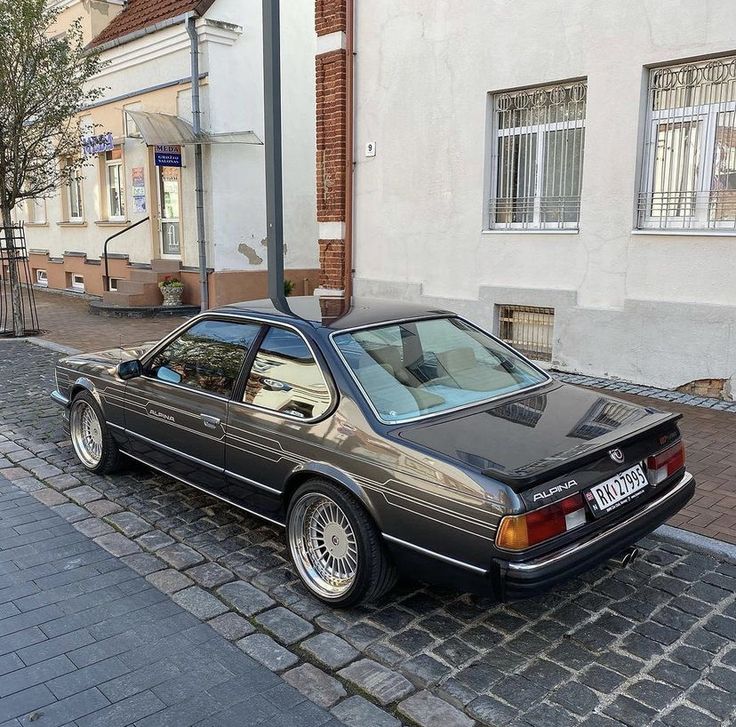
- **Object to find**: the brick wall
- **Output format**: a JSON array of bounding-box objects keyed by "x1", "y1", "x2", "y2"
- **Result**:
[
  {"x1": 315, "y1": 0, "x2": 346, "y2": 36},
  {"x1": 315, "y1": 0, "x2": 348, "y2": 291}
]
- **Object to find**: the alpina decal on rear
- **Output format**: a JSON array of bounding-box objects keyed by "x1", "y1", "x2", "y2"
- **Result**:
[{"x1": 533, "y1": 479, "x2": 578, "y2": 502}]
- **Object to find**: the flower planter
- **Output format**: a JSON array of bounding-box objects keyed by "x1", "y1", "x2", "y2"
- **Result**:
[{"x1": 160, "y1": 285, "x2": 184, "y2": 307}]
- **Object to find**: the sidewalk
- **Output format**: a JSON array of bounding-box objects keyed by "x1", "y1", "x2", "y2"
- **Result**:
[
  {"x1": 0, "y1": 475, "x2": 340, "y2": 727},
  {"x1": 33, "y1": 290, "x2": 189, "y2": 353},
  {"x1": 15, "y1": 288, "x2": 736, "y2": 545}
]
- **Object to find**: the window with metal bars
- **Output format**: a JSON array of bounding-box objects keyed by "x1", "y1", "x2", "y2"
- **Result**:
[
  {"x1": 489, "y1": 81, "x2": 586, "y2": 230},
  {"x1": 638, "y1": 56, "x2": 736, "y2": 231},
  {"x1": 497, "y1": 305, "x2": 554, "y2": 362}
]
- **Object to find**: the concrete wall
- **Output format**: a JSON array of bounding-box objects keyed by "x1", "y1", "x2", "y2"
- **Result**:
[{"x1": 350, "y1": 0, "x2": 736, "y2": 393}]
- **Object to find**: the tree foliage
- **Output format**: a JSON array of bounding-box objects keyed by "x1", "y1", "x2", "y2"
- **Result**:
[{"x1": 0, "y1": 0, "x2": 105, "y2": 218}]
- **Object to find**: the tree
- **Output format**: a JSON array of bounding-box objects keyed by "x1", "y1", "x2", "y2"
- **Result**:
[{"x1": 0, "y1": 0, "x2": 104, "y2": 335}]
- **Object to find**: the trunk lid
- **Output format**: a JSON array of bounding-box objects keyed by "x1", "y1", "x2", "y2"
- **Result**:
[{"x1": 396, "y1": 382, "x2": 681, "y2": 499}]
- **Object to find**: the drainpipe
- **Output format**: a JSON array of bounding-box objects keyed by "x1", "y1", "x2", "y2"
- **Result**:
[
  {"x1": 344, "y1": 0, "x2": 354, "y2": 301},
  {"x1": 186, "y1": 14, "x2": 209, "y2": 311}
]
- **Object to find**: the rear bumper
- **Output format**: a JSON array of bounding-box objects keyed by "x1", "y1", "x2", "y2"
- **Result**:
[{"x1": 496, "y1": 470, "x2": 695, "y2": 599}]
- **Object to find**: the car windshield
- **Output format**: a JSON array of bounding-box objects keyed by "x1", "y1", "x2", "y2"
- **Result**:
[{"x1": 333, "y1": 316, "x2": 548, "y2": 423}]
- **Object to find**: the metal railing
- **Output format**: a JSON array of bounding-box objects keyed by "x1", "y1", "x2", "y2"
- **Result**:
[
  {"x1": 103, "y1": 216, "x2": 149, "y2": 292},
  {"x1": 498, "y1": 305, "x2": 555, "y2": 362}
]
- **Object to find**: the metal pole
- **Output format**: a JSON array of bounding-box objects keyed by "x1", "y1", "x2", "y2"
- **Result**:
[
  {"x1": 262, "y1": 0, "x2": 285, "y2": 304},
  {"x1": 186, "y1": 15, "x2": 209, "y2": 312}
]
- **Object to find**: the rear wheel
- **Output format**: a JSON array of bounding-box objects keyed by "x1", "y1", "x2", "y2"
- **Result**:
[
  {"x1": 287, "y1": 479, "x2": 397, "y2": 607},
  {"x1": 70, "y1": 391, "x2": 120, "y2": 474}
]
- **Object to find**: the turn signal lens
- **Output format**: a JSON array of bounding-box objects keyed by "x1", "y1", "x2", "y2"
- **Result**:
[
  {"x1": 646, "y1": 441, "x2": 685, "y2": 485},
  {"x1": 496, "y1": 493, "x2": 586, "y2": 550}
]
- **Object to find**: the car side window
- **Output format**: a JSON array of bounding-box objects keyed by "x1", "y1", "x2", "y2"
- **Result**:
[
  {"x1": 147, "y1": 319, "x2": 261, "y2": 397},
  {"x1": 244, "y1": 327, "x2": 331, "y2": 419}
]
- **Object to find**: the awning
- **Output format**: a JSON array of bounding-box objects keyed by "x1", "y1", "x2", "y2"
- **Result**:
[{"x1": 125, "y1": 110, "x2": 262, "y2": 146}]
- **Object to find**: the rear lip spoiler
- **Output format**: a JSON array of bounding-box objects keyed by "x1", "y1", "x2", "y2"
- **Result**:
[{"x1": 481, "y1": 411, "x2": 682, "y2": 490}]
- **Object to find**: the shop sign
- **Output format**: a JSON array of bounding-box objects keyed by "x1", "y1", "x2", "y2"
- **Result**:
[
  {"x1": 82, "y1": 132, "x2": 114, "y2": 156},
  {"x1": 155, "y1": 145, "x2": 182, "y2": 167},
  {"x1": 132, "y1": 167, "x2": 146, "y2": 213}
]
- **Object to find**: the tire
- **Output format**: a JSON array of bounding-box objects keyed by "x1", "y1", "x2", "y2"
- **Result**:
[
  {"x1": 287, "y1": 478, "x2": 397, "y2": 608},
  {"x1": 69, "y1": 391, "x2": 120, "y2": 474}
]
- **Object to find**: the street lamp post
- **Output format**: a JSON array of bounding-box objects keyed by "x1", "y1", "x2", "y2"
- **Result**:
[{"x1": 262, "y1": 0, "x2": 285, "y2": 304}]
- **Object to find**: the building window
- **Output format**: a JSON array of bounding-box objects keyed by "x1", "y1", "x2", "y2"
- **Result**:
[
  {"x1": 108, "y1": 278, "x2": 120, "y2": 292},
  {"x1": 105, "y1": 148, "x2": 125, "y2": 220},
  {"x1": 489, "y1": 81, "x2": 586, "y2": 230},
  {"x1": 67, "y1": 165, "x2": 84, "y2": 222},
  {"x1": 25, "y1": 198, "x2": 46, "y2": 224},
  {"x1": 638, "y1": 56, "x2": 736, "y2": 231},
  {"x1": 497, "y1": 305, "x2": 554, "y2": 362},
  {"x1": 35, "y1": 269, "x2": 48, "y2": 287},
  {"x1": 69, "y1": 273, "x2": 85, "y2": 292}
]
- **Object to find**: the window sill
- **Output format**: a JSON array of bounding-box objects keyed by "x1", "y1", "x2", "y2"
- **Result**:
[
  {"x1": 57, "y1": 221, "x2": 87, "y2": 227},
  {"x1": 482, "y1": 228, "x2": 580, "y2": 235},
  {"x1": 632, "y1": 228, "x2": 736, "y2": 237},
  {"x1": 95, "y1": 220, "x2": 130, "y2": 227},
  {"x1": 25, "y1": 222, "x2": 49, "y2": 227}
]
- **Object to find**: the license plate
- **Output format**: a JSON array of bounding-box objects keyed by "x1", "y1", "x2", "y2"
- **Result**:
[{"x1": 585, "y1": 464, "x2": 649, "y2": 517}]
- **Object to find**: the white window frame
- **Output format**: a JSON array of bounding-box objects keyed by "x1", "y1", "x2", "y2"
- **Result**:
[
  {"x1": 488, "y1": 81, "x2": 587, "y2": 231},
  {"x1": 105, "y1": 149, "x2": 126, "y2": 221},
  {"x1": 70, "y1": 273, "x2": 85, "y2": 291},
  {"x1": 67, "y1": 165, "x2": 84, "y2": 222},
  {"x1": 35, "y1": 269, "x2": 48, "y2": 287},
  {"x1": 638, "y1": 57, "x2": 736, "y2": 231},
  {"x1": 108, "y1": 278, "x2": 119, "y2": 292},
  {"x1": 26, "y1": 198, "x2": 46, "y2": 225}
]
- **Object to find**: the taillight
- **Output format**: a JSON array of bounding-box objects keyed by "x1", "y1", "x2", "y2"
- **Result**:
[
  {"x1": 496, "y1": 493, "x2": 586, "y2": 550},
  {"x1": 646, "y1": 441, "x2": 685, "y2": 484}
]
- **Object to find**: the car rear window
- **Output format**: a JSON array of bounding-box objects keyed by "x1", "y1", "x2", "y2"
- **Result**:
[{"x1": 333, "y1": 317, "x2": 548, "y2": 423}]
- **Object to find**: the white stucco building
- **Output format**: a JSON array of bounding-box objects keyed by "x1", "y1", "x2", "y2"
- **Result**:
[
  {"x1": 20, "y1": 0, "x2": 318, "y2": 307},
  {"x1": 347, "y1": 0, "x2": 736, "y2": 396}
]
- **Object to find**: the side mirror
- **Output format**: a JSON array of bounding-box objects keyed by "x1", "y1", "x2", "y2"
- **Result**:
[{"x1": 117, "y1": 359, "x2": 143, "y2": 380}]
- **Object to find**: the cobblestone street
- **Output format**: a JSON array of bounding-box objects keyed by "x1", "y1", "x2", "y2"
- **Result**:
[{"x1": 1, "y1": 340, "x2": 736, "y2": 726}]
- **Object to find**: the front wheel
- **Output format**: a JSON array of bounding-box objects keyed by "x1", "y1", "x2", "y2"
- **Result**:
[
  {"x1": 287, "y1": 479, "x2": 397, "y2": 607},
  {"x1": 69, "y1": 391, "x2": 120, "y2": 474}
]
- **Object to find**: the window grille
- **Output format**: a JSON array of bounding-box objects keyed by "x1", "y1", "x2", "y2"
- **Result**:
[
  {"x1": 638, "y1": 55, "x2": 736, "y2": 230},
  {"x1": 489, "y1": 81, "x2": 586, "y2": 230},
  {"x1": 498, "y1": 305, "x2": 554, "y2": 361}
]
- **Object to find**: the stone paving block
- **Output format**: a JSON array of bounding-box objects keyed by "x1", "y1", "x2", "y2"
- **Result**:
[
  {"x1": 338, "y1": 658, "x2": 414, "y2": 706},
  {"x1": 73, "y1": 518, "x2": 115, "y2": 539},
  {"x1": 301, "y1": 633, "x2": 359, "y2": 670},
  {"x1": 145, "y1": 569, "x2": 193, "y2": 594},
  {"x1": 398, "y1": 690, "x2": 474, "y2": 727},
  {"x1": 172, "y1": 587, "x2": 229, "y2": 620},
  {"x1": 51, "y1": 503, "x2": 88, "y2": 522},
  {"x1": 237, "y1": 633, "x2": 298, "y2": 672},
  {"x1": 31, "y1": 489, "x2": 69, "y2": 507},
  {"x1": 185, "y1": 562, "x2": 234, "y2": 589},
  {"x1": 331, "y1": 695, "x2": 401, "y2": 727},
  {"x1": 661, "y1": 705, "x2": 720, "y2": 727},
  {"x1": 85, "y1": 499, "x2": 124, "y2": 518},
  {"x1": 120, "y1": 553, "x2": 166, "y2": 576},
  {"x1": 157, "y1": 542, "x2": 204, "y2": 570},
  {"x1": 603, "y1": 695, "x2": 657, "y2": 727},
  {"x1": 104, "y1": 512, "x2": 152, "y2": 538},
  {"x1": 283, "y1": 663, "x2": 346, "y2": 708},
  {"x1": 466, "y1": 695, "x2": 517, "y2": 725},
  {"x1": 216, "y1": 580, "x2": 274, "y2": 617},
  {"x1": 255, "y1": 607, "x2": 314, "y2": 646},
  {"x1": 135, "y1": 530, "x2": 175, "y2": 553},
  {"x1": 207, "y1": 612, "x2": 255, "y2": 641},
  {"x1": 65, "y1": 486, "x2": 103, "y2": 506},
  {"x1": 93, "y1": 532, "x2": 141, "y2": 557},
  {"x1": 400, "y1": 653, "x2": 451, "y2": 687}
]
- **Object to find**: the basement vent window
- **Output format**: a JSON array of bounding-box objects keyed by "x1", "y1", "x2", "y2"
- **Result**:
[
  {"x1": 35, "y1": 269, "x2": 48, "y2": 287},
  {"x1": 69, "y1": 273, "x2": 85, "y2": 292},
  {"x1": 498, "y1": 305, "x2": 554, "y2": 362},
  {"x1": 109, "y1": 278, "x2": 120, "y2": 292}
]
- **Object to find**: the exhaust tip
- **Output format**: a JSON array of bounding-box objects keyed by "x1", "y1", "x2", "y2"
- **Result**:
[{"x1": 610, "y1": 546, "x2": 640, "y2": 568}]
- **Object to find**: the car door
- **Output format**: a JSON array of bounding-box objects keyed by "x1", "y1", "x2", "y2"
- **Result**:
[
  {"x1": 124, "y1": 317, "x2": 262, "y2": 495},
  {"x1": 225, "y1": 325, "x2": 335, "y2": 514}
]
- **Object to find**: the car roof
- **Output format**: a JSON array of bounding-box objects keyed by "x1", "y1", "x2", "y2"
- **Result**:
[{"x1": 212, "y1": 296, "x2": 454, "y2": 331}]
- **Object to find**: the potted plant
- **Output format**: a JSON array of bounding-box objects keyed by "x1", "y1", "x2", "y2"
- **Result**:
[{"x1": 159, "y1": 276, "x2": 184, "y2": 307}]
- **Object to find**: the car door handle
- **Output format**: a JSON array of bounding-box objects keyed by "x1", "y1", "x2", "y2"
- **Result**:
[{"x1": 200, "y1": 414, "x2": 221, "y2": 429}]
